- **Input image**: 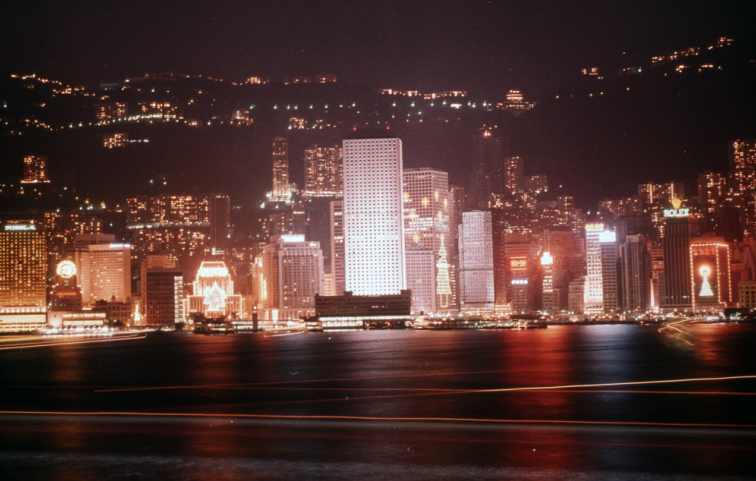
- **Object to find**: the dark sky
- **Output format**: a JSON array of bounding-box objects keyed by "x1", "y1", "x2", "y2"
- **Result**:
[{"x1": 1, "y1": 0, "x2": 752, "y2": 96}]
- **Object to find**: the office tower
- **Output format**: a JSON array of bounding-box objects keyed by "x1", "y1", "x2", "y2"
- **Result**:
[
  {"x1": 304, "y1": 144, "x2": 343, "y2": 197},
  {"x1": 505, "y1": 156, "x2": 524, "y2": 195},
  {"x1": 20, "y1": 155, "x2": 51, "y2": 184},
  {"x1": 469, "y1": 128, "x2": 508, "y2": 207},
  {"x1": 72, "y1": 234, "x2": 131, "y2": 305},
  {"x1": 568, "y1": 276, "x2": 587, "y2": 314},
  {"x1": 524, "y1": 175, "x2": 548, "y2": 194},
  {"x1": 661, "y1": 209, "x2": 694, "y2": 310},
  {"x1": 448, "y1": 185, "x2": 465, "y2": 310},
  {"x1": 584, "y1": 223, "x2": 605, "y2": 313},
  {"x1": 620, "y1": 235, "x2": 651, "y2": 312},
  {"x1": 144, "y1": 268, "x2": 184, "y2": 326},
  {"x1": 459, "y1": 211, "x2": 494, "y2": 313},
  {"x1": 690, "y1": 237, "x2": 731, "y2": 310},
  {"x1": 0, "y1": 220, "x2": 47, "y2": 308},
  {"x1": 405, "y1": 250, "x2": 436, "y2": 314},
  {"x1": 208, "y1": 193, "x2": 230, "y2": 251},
  {"x1": 140, "y1": 254, "x2": 176, "y2": 296},
  {"x1": 186, "y1": 261, "x2": 244, "y2": 319},
  {"x1": 343, "y1": 131, "x2": 405, "y2": 296},
  {"x1": 697, "y1": 172, "x2": 727, "y2": 215},
  {"x1": 403, "y1": 167, "x2": 451, "y2": 313},
  {"x1": 729, "y1": 139, "x2": 756, "y2": 174},
  {"x1": 541, "y1": 252, "x2": 556, "y2": 312},
  {"x1": 0, "y1": 220, "x2": 47, "y2": 332},
  {"x1": 50, "y1": 260, "x2": 83, "y2": 311},
  {"x1": 271, "y1": 136, "x2": 293, "y2": 200},
  {"x1": 330, "y1": 200, "x2": 345, "y2": 295},
  {"x1": 504, "y1": 233, "x2": 542, "y2": 314},
  {"x1": 256, "y1": 235, "x2": 324, "y2": 320},
  {"x1": 600, "y1": 231, "x2": 619, "y2": 311}
]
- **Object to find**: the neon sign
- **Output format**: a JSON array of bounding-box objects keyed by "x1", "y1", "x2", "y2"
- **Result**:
[
  {"x1": 663, "y1": 208, "x2": 690, "y2": 218},
  {"x1": 4, "y1": 224, "x2": 36, "y2": 231}
]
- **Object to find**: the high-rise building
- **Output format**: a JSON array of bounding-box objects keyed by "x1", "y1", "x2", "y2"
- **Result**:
[
  {"x1": 638, "y1": 181, "x2": 685, "y2": 205},
  {"x1": 144, "y1": 268, "x2": 184, "y2": 327},
  {"x1": 403, "y1": 168, "x2": 451, "y2": 313},
  {"x1": 469, "y1": 128, "x2": 508, "y2": 207},
  {"x1": 405, "y1": 250, "x2": 436, "y2": 314},
  {"x1": 619, "y1": 235, "x2": 651, "y2": 312},
  {"x1": 304, "y1": 144, "x2": 343, "y2": 197},
  {"x1": 505, "y1": 156, "x2": 524, "y2": 195},
  {"x1": 661, "y1": 208, "x2": 694, "y2": 311},
  {"x1": 585, "y1": 223, "x2": 605, "y2": 313},
  {"x1": 0, "y1": 220, "x2": 48, "y2": 332},
  {"x1": 270, "y1": 136, "x2": 293, "y2": 201},
  {"x1": 21, "y1": 155, "x2": 51, "y2": 184},
  {"x1": 72, "y1": 234, "x2": 132, "y2": 305},
  {"x1": 600, "y1": 231, "x2": 619, "y2": 312},
  {"x1": 540, "y1": 252, "x2": 557, "y2": 313},
  {"x1": 256, "y1": 235, "x2": 324, "y2": 321},
  {"x1": 208, "y1": 194, "x2": 231, "y2": 251},
  {"x1": 459, "y1": 211, "x2": 494, "y2": 313},
  {"x1": 698, "y1": 172, "x2": 727, "y2": 215},
  {"x1": 343, "y1": 131, "x2": 405, "y2": 296},
  {"x1": 330, "y1": 200, "x2": 345, "y2": 295}
]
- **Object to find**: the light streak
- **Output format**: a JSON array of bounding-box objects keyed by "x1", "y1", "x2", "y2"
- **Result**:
[
  {"x1": 0, "y1": 333, "x2": 146, "y2": 352},
  {"x1": 0, "y1": 410, "x2": 754, "y2": 430}
]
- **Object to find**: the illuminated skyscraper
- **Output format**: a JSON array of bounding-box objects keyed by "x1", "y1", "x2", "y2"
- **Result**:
[
  {"x1": 0, "y1": 219, "x2": 47, "y2": 332},
  {"x1": 661, "y1": 206, "x2": 694, "y2": 311},
  {"x1": 403, "y1": 167, "x2": 451, "y2": 312},
  {"x1": 0, "y1": 221, "x2": 47, "y2": 308},
  {"x1": 459, "y1": 211, "x2": 494, "y2": 313},
  {"x1": 72, "y1": 234, "x2": 132, "y2": 305},
  {"x1": 405, "y1": 250, "x2": 436, "y2": 314},
  {"x1": 343, "y1": 131, "x2": 405, "y2": 296},
  {"x1": 697, "y1": 172, "x2": 727, "y2": 215},
  {"x1": 584, "y1": 223, "x2": 605, "y2": 313},
  {"x1": 505, "y1": 156, "x2": 524, "y2": 194},
  {"x1": 304, "y1": 144, "x2": 343, "y2": 197},
  {"x1": 21, "y1": 155, "x2": 51, "y2": 184},
  {"x1": 270, "y1": 136, "x2": 293, "y2": 201},
  {"x1": 144, "y1": 268, "x2": 184, "y2": 327}
]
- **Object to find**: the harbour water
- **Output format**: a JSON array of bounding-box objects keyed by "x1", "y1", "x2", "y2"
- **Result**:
[{"x1": 1, "y1": 324, "x2": 755, "y2": 479}]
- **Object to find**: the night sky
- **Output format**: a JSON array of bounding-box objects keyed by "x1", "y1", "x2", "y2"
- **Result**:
[{"x1": 1, "y1": 1, "x2": 751, "y2": 95}]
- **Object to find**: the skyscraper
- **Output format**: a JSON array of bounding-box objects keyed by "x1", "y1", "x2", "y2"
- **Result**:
[
  {"x1": 304, "y1": 144, "x2": 343, "y2": 197},
  {"x1": 585, "y1": 223, "x2": 605, "y2": 313},
  {"x1": 459, "y1": 211, "x2": 494, "y2": 313},
  {"x1": 661, "y1": 208, "x2": 694, "y2": 311},
  {"x1": 208, "y1": 193, "x2": 230, "y2": 252},
  {"x1": 619, "y1": 235, "x2": 651, "y2": 312},
  {"x1": 270, "y1": 136, "x2": 293, "y2": 201},
  {"x1": 504, "y1": 156, "x2": 524, "y2": 194},
  {"x1": 690, "y1": 237, "x2": 731, "y2": 310},
  {"x1": 20, "y1": 155, "x2": 51, "y2": 184},
  {"x1": 343, "y1": 131, "x2": 405, "y2": 296},
  {"x1": 403, "y1": 167, "x2": 451, "y2": 313},
  {"x1": 72, "y1": 234, "x2": 132, "y2": 305},
  {"x1": 144, "y1": 268, "x2": 184, "y2": 327},
  {"x1": 330, "y1": 200, "x2": 345, "y2": 295},
  {"x1": 469, "y1": 128, "x2": 508, "y2": 207}
]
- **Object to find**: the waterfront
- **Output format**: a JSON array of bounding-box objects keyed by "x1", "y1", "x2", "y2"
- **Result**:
[{"x1": 1, "y1": 324, "x2": 755, "y2": 479}]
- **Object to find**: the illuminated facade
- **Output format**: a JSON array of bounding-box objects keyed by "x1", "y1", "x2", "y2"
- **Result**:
[
  {"x1": 21, "y1": 155, "x2": 50, "y2": 184},
  {"x1": 304, "y1": 144, "x2": 343, "y2": 197},
  {"x1": 0, "y1": 221, "x2": 48, "y2": 332},
  {"x1": 505, "y1": 156, "x2": 524, "y2": 195},
  {"x1": 600, "y1": 231, "x2": 619, "y2": 312},
  {"x1": 270, "y1": 136, "x2": 294, "y2": 202},
  {"x1": 187, "y1": 261, "x2": 244, "y2": 319},
  {"x1": 459, "y1": 211, "x2": 494, "y2": 313},
  {"x1": 584, "y1": 224, "x2": 605, "y2": 313},
  {"x1": 256, "y1": 235, "x2": 324, "y2": 321},
  {"x1": 690, "y1": 238, "x2": 731, "y2": 310},
  {"x1": 343, "y1": 132, "x2": 406, "y2": 296},
  {"x1": 403, "y1": 167, "x2": 451, "y2": 312},
  {"x1": 638, "y1": 181, "x2": 684, "y2": 205},
  {"x1": 541, "y1": 252, "x2": 556, "y2": 313},
  {"x1": 697, "y1": 171, "x2": 727, "y2": 215},
  {"x1": 72, "y1": 234, "x2": 132, "y2": 305}
]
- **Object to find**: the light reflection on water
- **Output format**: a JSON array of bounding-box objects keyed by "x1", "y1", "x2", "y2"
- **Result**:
[{"x1": 0, "y1": 324, "x2": 755, "y2": 479}]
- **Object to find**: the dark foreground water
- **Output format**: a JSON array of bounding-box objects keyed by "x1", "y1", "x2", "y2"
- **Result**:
[{"x1": 1, "y1": 324, "x2": 755, "y2": 480}]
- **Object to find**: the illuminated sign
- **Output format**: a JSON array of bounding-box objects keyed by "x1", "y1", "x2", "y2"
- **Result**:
[
  {"x1": 203, "y1": 282, "x2": 228, "y2": 311},
  {"x1": 4, "y1": 224, "x2": 36, "y2": 231},
  {"x1": 511, "y1": 279, "x2": 528, "y2": 285},
  {"x1": 280, "y1": 234, "x2": 305, "y2": 243},
  {"x1": 510, "y1": 257, "x2": 527, "y2": 271},
  {"x1": 663, "y1": 208, "x2": 690, "y2": 218},
  {"x1": 56, "y1": 260, "x2": 76, "y2": 279},
  {"x1": 599, "y1": 231, "x2": 616, "y2": 243},
  {"x1": 540, "y1": 252, "x2": 553, "y2": 265},
  {"x1": 699, "y1": 266, "x2": 714, "y2": 297},
  {"x1": 198, "y1": 266, "x2": 229, "y2": 278}
]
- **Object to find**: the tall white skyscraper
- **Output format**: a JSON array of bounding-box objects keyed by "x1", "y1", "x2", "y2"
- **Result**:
[
  {"x1": 584, "y1": 223, "x2": 604, "y2": 314},
  {"x1": 72, "y1": 234, "x2": 132, "y2": 305},
  {"x1": 343, "y1": 131, "x2": 406, "y2": 296}
]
